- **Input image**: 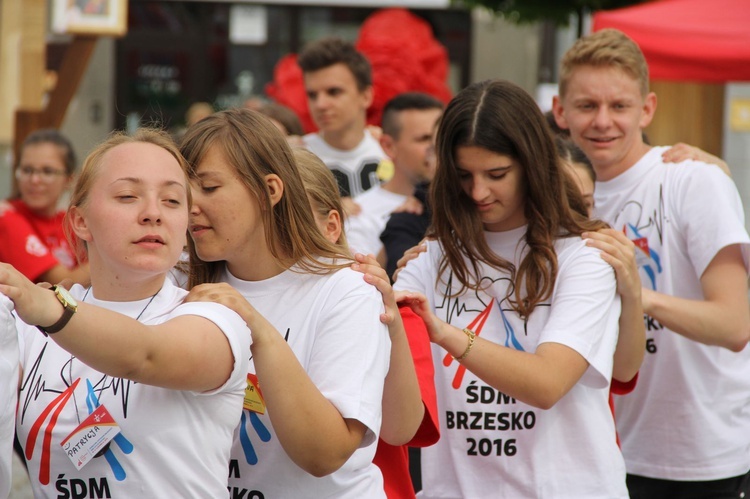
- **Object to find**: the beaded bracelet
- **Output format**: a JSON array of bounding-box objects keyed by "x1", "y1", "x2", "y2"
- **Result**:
[{"x1": 454, "y1": 327, "x2": 476, "y2": 361}]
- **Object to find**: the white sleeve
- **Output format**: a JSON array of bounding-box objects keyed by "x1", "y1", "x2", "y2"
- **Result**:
[
  {"x1": 672, "y1": 163, "x2": 750, "y2": 276},
  {"x1": 305, "y1": 271, "x2": 390, "y2": 446},
  {"x1": 0, "y1": 294, "x2": 18, "y2": 499},
  {"x1": 345, "y1": 212, "x2": 382, "y2": 257},
  {"x1": 171, "y1": 301, "x2": 251, "y2": 396},
  {"x1": 392, "y1": 240, "x2": 440, "y2": 309},
  {"x1": 538, "y1": 242, "x2": 621, "y2": 388}
]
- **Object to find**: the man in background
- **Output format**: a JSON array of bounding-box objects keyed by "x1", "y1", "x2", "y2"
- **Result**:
[
  {"x1": 346, "y1": 92, "x2": 442, "y2": 266},
  {"x1": 298, "y1": 37, "x2": 386, "y2": 213}
]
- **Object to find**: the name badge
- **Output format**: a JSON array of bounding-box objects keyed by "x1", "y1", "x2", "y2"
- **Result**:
[
  {"x1": 243, "y1": 373, "x2": 266, "y2": 414},
  {"x1": 61, "y1": 404, "x2": 121, "y2": 470}
]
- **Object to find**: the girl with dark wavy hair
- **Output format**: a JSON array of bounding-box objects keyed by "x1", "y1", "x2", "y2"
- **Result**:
[{"x1": 394, "y1": 79, "x2": 628, "y2": 498}]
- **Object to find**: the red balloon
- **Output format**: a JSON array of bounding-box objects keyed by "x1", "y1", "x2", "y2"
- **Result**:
[{"x1": 266, "y1": 8, "x2": 453, "y2": 134}]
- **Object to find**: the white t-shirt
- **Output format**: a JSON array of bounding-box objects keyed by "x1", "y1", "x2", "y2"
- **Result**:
[
  {"x1": 346, "y1": 185, "x2": 408, "y2": 257},
  {"x1": 394, "y1": 226, "x2": 627, "y2": 498},
  {"x1": 223, "y1": 264, "x2": 391, "y2": 498},
  {"x1": 0, "y1": 295, "x2": 18, "y2": 499},
  {"x1": 596, "y1": 146, "x2": 750, "y2": 481},
  {"x1": 16, "y1": 280, "x2": 250, "y2": 498},
  {"x1": 303, "y1": 130, "x2": 386, "y2": 197}
]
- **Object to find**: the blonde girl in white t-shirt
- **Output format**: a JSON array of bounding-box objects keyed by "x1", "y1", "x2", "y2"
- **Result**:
[{"x1": 1, "y1": 129, "x2": 249, "y2": 497}]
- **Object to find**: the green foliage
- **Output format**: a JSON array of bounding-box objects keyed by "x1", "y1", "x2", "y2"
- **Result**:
[{"x1": 457, "y1": 0, "x2": 648, "y2": 26}]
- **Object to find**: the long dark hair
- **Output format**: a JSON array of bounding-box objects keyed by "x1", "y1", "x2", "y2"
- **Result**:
[{"x1": 430, "y1": 79, "x2": 607, "y2": 318}]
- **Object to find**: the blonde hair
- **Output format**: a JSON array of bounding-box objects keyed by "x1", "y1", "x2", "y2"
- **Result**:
[
  {"x1": 180, "y1": 108, "x2": 352, "y2": 288},
  {"x1": 65, "y1": 128, "x2": 190, "y2": 263},
  {"x1": 559, "y1": 28, "x2": 649, "y2": 97},
  {"x1": 293, "y1": 148, "x2": 349, "y2": 249}
]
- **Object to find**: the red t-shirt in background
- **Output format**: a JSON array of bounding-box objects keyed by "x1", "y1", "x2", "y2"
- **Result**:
[{"x1": 0, "y1": 199, "x2": 77, "y2": 281}]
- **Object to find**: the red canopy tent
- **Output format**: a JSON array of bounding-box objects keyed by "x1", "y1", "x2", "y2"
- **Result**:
[{"x1": 593, "y1": 0, "x2": 750, "y2": 82}]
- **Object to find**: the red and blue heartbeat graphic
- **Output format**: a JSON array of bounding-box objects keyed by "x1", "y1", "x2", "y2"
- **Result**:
[
  {"x1": 437, "y1": 273, "x2": 530, "y2": 390},
  {"x1": 25, "y1": 378, "x2": 80, "y2": 485},
  {"x1": 20, "y1": 345, "x2": 136, "y2": 484},
  {"x1": 443, "y1": 300, "x2": 494, "y2": 389}
]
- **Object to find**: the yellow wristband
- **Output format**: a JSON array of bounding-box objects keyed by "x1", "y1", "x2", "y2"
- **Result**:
[{"x1": 454, "y1": 328, "x2": 476, "y2": 361}]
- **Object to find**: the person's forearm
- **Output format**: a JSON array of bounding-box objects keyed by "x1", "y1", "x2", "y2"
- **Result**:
[
  {"x1": 642, "y1": 245, "x2": 750, "y2": 352},
  {"x1": 49, "y1": 304, "x2": 234, "y2": 391},
  {"x1": 251, "y1": 321, "x2": 366, "y2": 477},
  {"x1": 3, "y1": 268, "x2": 174, "y2": 383},
  {"x1": 7, "y1": 266, "x2": 233, "y2": 391},
  {"x1": 434, "y1": 322, "x2": 588, "y2": 410},
  {"x1": 642, "y1": 288, "x2": 749, "y2": 351},
  {"x1": 45, "y1": 302, "x2": 161, "y2": 377},
  {"x1": 612, "y1": 294, "x2": 645, "y2": 383},
  {"x1": 380, "y1": 314, "x2": 424, "y2": 446}
]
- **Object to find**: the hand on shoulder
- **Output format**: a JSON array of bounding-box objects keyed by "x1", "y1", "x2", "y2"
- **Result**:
[
  {"x1": 662, "y1": 143, "x2": 731, "y2": 177},
  {"x1": 582, "y1": 229, "x2": 642, "y2": 302},
  {"x1": 351, "y1": 253, "x2": 396, "y2": 326}
]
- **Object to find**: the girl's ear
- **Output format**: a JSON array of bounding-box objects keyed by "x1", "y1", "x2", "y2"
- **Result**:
[
  {"x1": 69, "y1": 206, "x2": 92, "y2": 243},
  {"x1": 265, "y1": 174, "x2": 284, "y2": 207},
  {"x1": 323, "y1": 209, "x2": 342, "y2": 245}
]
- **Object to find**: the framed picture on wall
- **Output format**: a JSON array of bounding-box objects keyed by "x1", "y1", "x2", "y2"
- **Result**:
[{"x1": 52, "y1": 0, "x2": 128, "y2": 37}]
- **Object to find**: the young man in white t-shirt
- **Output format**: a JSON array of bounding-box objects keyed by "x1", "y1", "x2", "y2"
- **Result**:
[
  {"x1": 553, "y1": 28, "x2": 750, "y2": 498},
  {"x1": 346, "y1": 92, "x2": 443, "y2": 262},
  {"x1": 298, "y1": 37, "x2": 386, "y2": 212}
]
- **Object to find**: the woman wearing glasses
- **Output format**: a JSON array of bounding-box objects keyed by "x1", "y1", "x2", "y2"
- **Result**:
[{"x1": 0, "y1": 129, "x2": 89, "y2": 285}]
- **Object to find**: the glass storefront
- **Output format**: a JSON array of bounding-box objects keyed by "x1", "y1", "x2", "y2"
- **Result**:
[{"x1": 115, "y1": 1, "x2": 470, "y2": 132}]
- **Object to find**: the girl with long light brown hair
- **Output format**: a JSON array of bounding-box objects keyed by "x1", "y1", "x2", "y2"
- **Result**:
[{"x1": 181, "y1": 108, "x2": 391, "y2": 497}]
